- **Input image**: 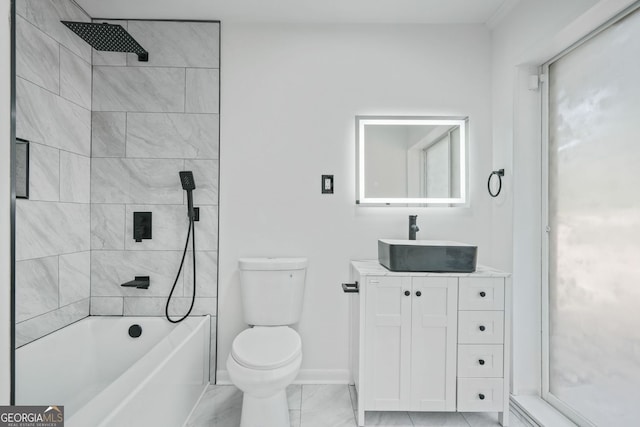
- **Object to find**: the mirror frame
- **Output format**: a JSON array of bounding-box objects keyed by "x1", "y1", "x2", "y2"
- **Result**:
[{"x1": 356, "y1": 115, "x2": 468, "y2": 206}]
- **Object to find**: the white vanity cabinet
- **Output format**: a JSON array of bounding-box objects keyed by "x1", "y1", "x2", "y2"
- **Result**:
[{"x1": 349, "y1": 261, "x2": 511, "y2": 427}]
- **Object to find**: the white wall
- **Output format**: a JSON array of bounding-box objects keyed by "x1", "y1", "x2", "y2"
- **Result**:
[
  {"x1": 219, "y1": 23, "x2": 492, "y2": 381},
  {"x1": 1, "y1": 0, "x2": 12, "y2": 404},
  {"x1": 490, "y1": 0, "x2": 633, "y2": 395}
]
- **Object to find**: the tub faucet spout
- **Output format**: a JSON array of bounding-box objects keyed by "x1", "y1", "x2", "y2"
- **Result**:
[
  {"x1": 121, "y1": 276, "x2": 150, "y2": 289},
  {"x1": 409, "y1": 215, "x2": 419, "y2": 240}
]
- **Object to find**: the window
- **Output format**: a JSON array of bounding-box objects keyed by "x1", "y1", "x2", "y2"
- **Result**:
[{"x1": 543, "y1": 5, "x2": 640, "y2": 426}]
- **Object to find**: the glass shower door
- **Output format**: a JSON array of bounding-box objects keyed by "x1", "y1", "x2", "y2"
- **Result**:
[{"x1": 546, "y1": 6, "x2": 640, "y2": 426}]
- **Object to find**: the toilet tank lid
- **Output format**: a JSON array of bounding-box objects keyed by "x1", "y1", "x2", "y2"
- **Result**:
[{"x1": 238, "y1": 257, "x2": 308, "y2": 271}]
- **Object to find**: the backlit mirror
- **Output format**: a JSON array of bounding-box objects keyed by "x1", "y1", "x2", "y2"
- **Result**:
[{"x1": 356, "y1": 116, "x2": 467, "y2": 205}]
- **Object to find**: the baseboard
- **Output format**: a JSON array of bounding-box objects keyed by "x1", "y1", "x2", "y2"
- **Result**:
[
  {"x1": 293, "y1": 369, "x2": 351, "y2": 384},
  {"x1": 215, "y1": 369, "x2": 350, "y2": 385}
]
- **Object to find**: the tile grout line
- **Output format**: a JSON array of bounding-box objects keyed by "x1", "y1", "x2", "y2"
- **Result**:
[
  {"x1": 89, "y1": 32, "x2": 93, "y2": 308},
  {"x1": 18, "y1": 136, "x2": 90, "y2": 160},
  {"x1": 16, "y1": 297, "x2": 89, "y2": 326},
  {"x1": 16, "y1": 75, "x2": 91, "y2": 113},
  {"x1": 91, "y1": 110, "x2": 220, "y2": 116},
  {"x1": 17, "y1": 248, "x2": 91, "y2": 264},
  {"x1": 94, "y1": 64, "x2": 220, "y2": 70},
  {"x1": 124, "y1": 111, "x2": 128, "y2": 158},
  {"x1": 57, "y1": 255, "x2": 60, "y2": 310},
  {"x1": 15, "y1": 300, "x2": 90, "y2": 347},
  {"x1": 462, "y1": 412, "x2": 472, "y2": 427},
  {"x1": 299, "y1": 384, "x2": 305, "y2": 427},
  {"x1": 346, "y1": 384, "x2": 357, "y2": 425},
  {"x1": 122, "y1": 202, "x2": 127, "y2": 251},
  {"x1": 57, "y1": 43, "x2": 61, "y2": 96},
  {"x1": 57, "y1": 147, "x2": 61, "y2": 202},
  {"x1": 15, "y1": 12, "x2": 67, "y2": 71}
]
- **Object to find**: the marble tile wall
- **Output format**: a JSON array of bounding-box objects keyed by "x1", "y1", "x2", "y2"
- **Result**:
[
  {"x1": 15, "y1": 0, "x2": 92, "y2": 347},
  {"x1": 89, "y1": 20, "x2": 219, "y2": 381},
  {"x1": 14, "y1": 10, "x2": 219, "y2": 379}
]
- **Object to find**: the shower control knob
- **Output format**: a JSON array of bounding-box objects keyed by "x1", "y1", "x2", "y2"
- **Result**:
[
  {"x1": 479, "y1": 291, "x2": 486, "y2": 297},
  {"x1": 479, "y1": 394, "x2": 485, "y2": 400},
  {"x1": 416, "y1": 291, "x2": 422, "y2": 297},
  {"x1": 404, "y1": 290, "x2": 410, "y2": 296},
  {"x1": 479, "y1": 325, "x2": 486, "y2": 332},
  {"x1": 478, "y1": 359, "x2": 485, "y2": 365}
]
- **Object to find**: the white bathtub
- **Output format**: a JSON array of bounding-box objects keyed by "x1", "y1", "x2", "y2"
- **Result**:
[{"x1": 16, "y1": 316, "x2": 210, "y2": 427}]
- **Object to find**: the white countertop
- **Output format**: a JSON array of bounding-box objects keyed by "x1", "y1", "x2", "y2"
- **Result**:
[
  {"x1": 379, "y1": 239, "x2": 476, "y2": 247},
  {"x1": 351, "y1": 259, "x2": 510, "y2": 277}
]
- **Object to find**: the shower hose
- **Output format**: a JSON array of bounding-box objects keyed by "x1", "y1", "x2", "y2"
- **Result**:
[{"x1": 165, "y1": 216, "x2": 196, "y2": 323}]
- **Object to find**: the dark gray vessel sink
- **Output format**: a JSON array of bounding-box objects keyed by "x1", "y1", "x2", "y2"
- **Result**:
[{"x1": 378, "y1": 239, "x2": 477, "y2": 272}]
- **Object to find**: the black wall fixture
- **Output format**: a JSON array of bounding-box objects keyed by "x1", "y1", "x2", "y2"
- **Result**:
[
  {"x1": 15, "y1": 139, "x2": 28, "y2": 199},
  {"x1": 61, "y1": 21, "x2": 149, "y2": 62},
  {"x1": 121, "y1": 276, "x2": 150, "y2": 289},
  {"x1": 133, "y1": 212, "x2": 152, "y2": 242},
  {"x1": 487, "y1": 169, "x2": 505, "y2": 198}
]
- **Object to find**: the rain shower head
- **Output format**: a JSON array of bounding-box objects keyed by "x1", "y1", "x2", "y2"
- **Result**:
[
  {"x1": 180, "y1": 171, "x2": 196, "y2": 191},
  {"x1": 61, "y1": 21, "x2": 149, "y2": 62}
]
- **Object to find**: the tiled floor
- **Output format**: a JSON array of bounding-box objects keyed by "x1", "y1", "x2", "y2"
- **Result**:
[{"x1": 186, "y1": 384, "x2": 532, "y2": 427}]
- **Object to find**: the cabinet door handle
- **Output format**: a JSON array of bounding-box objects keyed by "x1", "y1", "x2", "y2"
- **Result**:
[
  {"x1": 478, "y1": 393, "x2": 485, "y2": 400},
  {"x1": 404, "y1": 290, "x2": 410, "y2": 296},
  {"x1": 479, "y1": 325, "x2": 486, "y2": 332},
  {"x1": 478, "y1": 359, "x2": 485, "y2": 365},
  {"x1": 415, "y1": 291, "x2": 422, "y2": 297},
  {"x1": 479, "y1": 291, "x2": 486, "y2": 297}
]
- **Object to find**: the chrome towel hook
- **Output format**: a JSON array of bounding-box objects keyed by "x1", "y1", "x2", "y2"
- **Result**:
[{"x1": 487, "y1": 169, "x2": 505, "y2": 197}]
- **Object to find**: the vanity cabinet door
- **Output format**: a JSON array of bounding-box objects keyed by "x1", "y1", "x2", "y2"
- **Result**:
[
  {"x1": 364, "y1": 276, "x2": 412, "y2": 410},
  {"x1": 410, "y1": 277, "x2": 458, "y2": 411}
]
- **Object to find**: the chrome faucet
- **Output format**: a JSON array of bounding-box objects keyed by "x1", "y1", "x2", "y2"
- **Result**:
[{"x1": 409, "y1": 215, "x2": 420, "y2": 240}]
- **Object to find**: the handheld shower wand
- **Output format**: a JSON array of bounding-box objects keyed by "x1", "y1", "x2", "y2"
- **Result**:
[
  {"x1": 179, "y1": 171, "x2": 196, "y2": 220},
  {"x1": 167, "y1": 171, "x2": 198, "y2": 323}
]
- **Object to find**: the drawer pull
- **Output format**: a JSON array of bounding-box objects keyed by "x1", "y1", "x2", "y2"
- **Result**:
[
  {"x1": 478, "y1": 359, "x2": 485, "y2": 365},
  {"x1": 416, "y1": 291, "x2": 422, "y2": 297},
  {"x1": 479, "y1": 325, "x2": 486, "y2": 332},
  {"x1": 479, "y1": 291, "x2": 486, "y2": 297},
  {"x1": 479, "y1": 393, "x2": 485, "y2": 400},
  {"x1": 404, "y1": 290, "x2": 410, "y2": 296}
]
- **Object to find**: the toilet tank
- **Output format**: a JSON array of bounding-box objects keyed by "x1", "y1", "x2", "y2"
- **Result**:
[{"x1": 238, "y1": 258, "x2": 307, "y2": 326}]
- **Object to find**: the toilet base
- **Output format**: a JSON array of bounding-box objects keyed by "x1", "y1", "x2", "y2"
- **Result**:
[{"x1": 240, "y1": 390, "x2": 289, "y2": 427}]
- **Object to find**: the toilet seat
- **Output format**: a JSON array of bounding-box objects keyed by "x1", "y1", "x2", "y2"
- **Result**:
[{"x1": 231, "y1": 327, "x2": 301, "y2": 370}]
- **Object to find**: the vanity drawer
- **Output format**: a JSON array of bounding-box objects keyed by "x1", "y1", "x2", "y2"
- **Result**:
[
  {"x1": 458, "y1": 311, "x2": 504, "y2": 344},
  {"x1": 457, "y1": 345, "x2": 503, "y2": 378},
  {"x1": 458, "y1": 278, "x2": 504, "y2": 310},
  {"x1": 457, "y1": 378, "x2": 504, "y2": 412}
]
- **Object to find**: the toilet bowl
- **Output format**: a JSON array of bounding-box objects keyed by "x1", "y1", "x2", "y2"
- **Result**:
[
  {"x1": 227, "y1": 326, "x2": 302, "y2": 427},
  {"x1": 227, "y1": 257, "x2": 307, "y2": 427}
]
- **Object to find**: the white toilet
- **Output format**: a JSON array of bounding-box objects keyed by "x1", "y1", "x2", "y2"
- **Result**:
[{"x1": 227, "y1": 257, "x2": 307, "y2": 427}]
